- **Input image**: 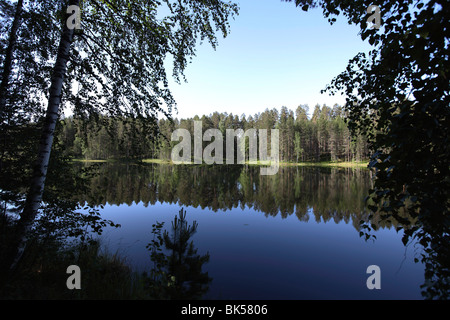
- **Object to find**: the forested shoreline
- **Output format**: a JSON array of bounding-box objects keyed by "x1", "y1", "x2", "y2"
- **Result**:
[
  {"x1": 1, "y1": 0, "x2": 448, "y2": 301},
  {"x1": 58, "y1": 104, "x2": 370, "y2": 163}
]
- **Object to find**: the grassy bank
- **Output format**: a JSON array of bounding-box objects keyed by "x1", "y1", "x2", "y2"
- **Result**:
[
  {"x1": 73, "y1": 158, "x2": 369, "y2": 169},
  {"x1": 0, "y1": 239, "x2": 150, "y2": 299},
  {"x1": 291, "y1": 160, "x2": 369, "y2": 168},
  {"x1": 142, "y1": 158, "x2": 369, "y2": 168},
  {"x1": 71, "y1": 159, "x2": 108, "y2": 163},
  {"x1": 141, "y1": 158, "x2": 173, "y2": 164},
  {"x1": 0, "y1": 211, "x2": 206, "y2": 299},
  {"x1": 141, "y1": 158, "x2": 370, "y2": 168}
]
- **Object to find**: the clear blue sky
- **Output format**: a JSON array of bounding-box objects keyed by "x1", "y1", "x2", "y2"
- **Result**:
[{"x1": 167, "y1": 0, "x2": 372, "y2": 119}]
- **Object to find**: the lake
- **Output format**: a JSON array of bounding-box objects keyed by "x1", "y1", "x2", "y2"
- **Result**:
[{"x1": 74, "y1": 162, "x2": 425, "y2": 299}]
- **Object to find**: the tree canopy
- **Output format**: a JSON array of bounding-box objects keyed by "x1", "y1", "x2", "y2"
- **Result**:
[
  {"x1": 1, "y1": 0, "x2": 448, "y2": 299},
  {"x1": 284, "y1": 0, "x2": 449, "y2": 299},
  {"x1": 0, "y1": 0, "x2": 239, "y2": 271},
  {"x1": 56, "y1": 104, "x2": 370, "y2": 163}
]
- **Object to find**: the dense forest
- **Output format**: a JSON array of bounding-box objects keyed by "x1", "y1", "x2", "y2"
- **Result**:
[
  {"x1": 58, "y1": 104, "x2": 370, "y2": 163},
  {"x1": 1, "y1": 0, "x2": 447, "y2": 300}
]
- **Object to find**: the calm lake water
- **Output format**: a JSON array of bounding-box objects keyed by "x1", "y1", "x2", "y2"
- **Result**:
[{"x1": 75, "y1": 162, "x2": 425, "y2": 299}]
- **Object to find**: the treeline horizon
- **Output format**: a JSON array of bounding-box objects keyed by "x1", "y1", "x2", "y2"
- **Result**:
[{"x1": 58, "y1": 104, "x2": 371, "y2": 163}]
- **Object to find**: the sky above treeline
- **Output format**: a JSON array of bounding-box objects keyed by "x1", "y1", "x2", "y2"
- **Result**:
[{"x1": 167, "y1": 0, "x2": 372, "y2": 120}]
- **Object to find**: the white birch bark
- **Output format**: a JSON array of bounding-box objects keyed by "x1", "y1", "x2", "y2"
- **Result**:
[
  {"x1": 0, "y1": 0, "x2": 23, "y2": 114},
  {"x1": 10, "y1": 0, "x2": 80, "y2": 270}
]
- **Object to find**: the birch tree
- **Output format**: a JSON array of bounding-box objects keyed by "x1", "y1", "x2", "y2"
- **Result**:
[
  {"x1": 5, "y1": 0, "x2": 238, "y2": 269},
  {"x1": 0, "y1": 0, "x2": 23, "y2": 115}
]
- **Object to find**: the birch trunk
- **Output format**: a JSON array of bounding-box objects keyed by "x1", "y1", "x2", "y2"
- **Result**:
[
  {"x1": 0, "y1": 0, "x2": 23, "y2": 114},
  {"x1": 0, "y1": 0, "x2": 24, "y2": 175},
  {"x1": 9, "y1": 0, "x2": 79, "y2": 270}
]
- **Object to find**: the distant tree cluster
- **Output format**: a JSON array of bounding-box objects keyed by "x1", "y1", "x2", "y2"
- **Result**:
[{"x1": 58, "y1": 104, "x2": 370, "y2": 163}]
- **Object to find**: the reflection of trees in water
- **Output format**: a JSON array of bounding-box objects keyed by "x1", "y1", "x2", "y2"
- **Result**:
[
  {"x1": 73, "y1": 162, "x2": 447, "y2": 299},
  {"x1": 144, "y1": 208, "x2": 211, "y2": 299},
  {"x1": 74, "y1": 163, "x2": 412, "y2": 231}
]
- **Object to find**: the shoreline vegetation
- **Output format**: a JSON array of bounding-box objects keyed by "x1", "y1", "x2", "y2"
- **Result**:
[
  {"x1": 0, "y1": 232, "x2": 185, "y2": 299},
  {"x1": 72, "y1": 158, "x2": 370, "y2": 169},
  {"x1": 0, "y1": 204, "x2": 210, "y2": 299}
]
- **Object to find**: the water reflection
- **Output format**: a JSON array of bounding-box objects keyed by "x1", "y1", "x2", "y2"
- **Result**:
[
  {"x1": 74, "y1": 163, "x2": 387, "y2": 230},
  {"x1": 71, "y1": 162, "x2": 445, "y2": 299},
  {"x1": 74, "y1": 163, "x2": 417, "y2": 234},
  {"x1": 143, "y1": 208, "x2": 211, "y2": 299}
]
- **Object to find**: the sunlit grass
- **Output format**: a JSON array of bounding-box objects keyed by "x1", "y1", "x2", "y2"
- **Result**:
[
  {"x1": 74, "y1": 157, "x2": 369, "y2": 168},
  {"x1": 141, "y1": 159, "x2": 173, "y2": 164},
  {"x1": 71, "y1": 159, "x2": 107, "y2": 163},
  {"x1": 245, "y1": 160, "x2": 369, "y2": 168}
]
